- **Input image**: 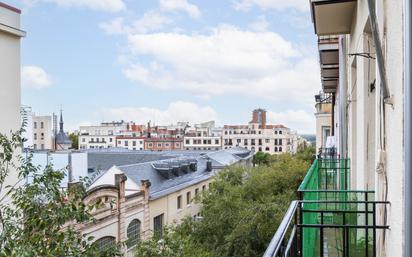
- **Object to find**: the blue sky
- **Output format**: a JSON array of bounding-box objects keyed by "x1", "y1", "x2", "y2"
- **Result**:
[{"x1": 10, "y1": 0, "x2": 320, "y2": 134}]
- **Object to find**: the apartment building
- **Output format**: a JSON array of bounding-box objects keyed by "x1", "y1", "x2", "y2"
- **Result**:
[
  {"x1": 314, "y1": 92, "x2": 332, "y2": 151},
  {"x1": 32, "y1": 114, "x2": 53, "y2": 150},
  {"x1": 264, "y1": 1, "x2": 410, "y2": 257},
  {"x1": 144, "y1": 138, "x2": 183, "y2": 151},
  {"x1": 78, "y1": 121, "x2": 131, "y2": 149},
  {"x1": 222, "y1": 109, "x2": 294, "y2": 154},
  {"x1": 183, "y1": 121, "x2": 222, "y2": 151},
  {"x1": 0, "y1": 2, "x2": 25, "y2": 199},
  {"x1": 84, "y1": 148, "x2": 253, "y2": 255},
  {"x1": 116, "y1": 136, "x2": 145, "y2": 151}
]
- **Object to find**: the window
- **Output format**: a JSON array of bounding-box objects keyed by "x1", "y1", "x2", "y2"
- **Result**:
[
  {"x1": 265, "y1": 147, "x2": 270, "y2": 151},
  {"x1": 279, "y1": 139, "x2": 283, "y2": 145},
  {"x1": 33, "y1": 144, "x2": 37, "y2": 149},
  {"x1": 186, "y1": 139, "x2": 190, "y2": 144},
  {"x1": 279, "y1": 131, "x2": 283, "y2": 135},
  {"x1": 202, "y1": 185, "x2": 206, "y2": 191},
  {"x1": 97, "y1": 138, "x2": 100, "y2": 143},
  {"x1": 244, "y1": 139, "x2": 248, "y2": 145},
  {"x1": 186, "y1": 191, "x2": 191, "y2": 205},
  {"x1": 34, "y1": 122, "x2": 37, "y2": 129},
  {"x1": 279, "y1": 147, "x2": 283, "y2": 152},
  {"x1": 265, "y1": 139, "x2": 270, "y2": 143},
  {"x1": 195, "y1": 188, "x2": 199, "y2": 196},
  {"x1": 177, "y1": 195, "x2": 182, "y2": 209},
  {"x1": 275, "y1": 139, "x2": 278, "y2": 145},
  {"x1": 109, "y1": 138, "x2": 113, "y2": 142},
  {"x1": 40, "y1": 122, "x2": 44, "y2": 129},
  {"x1": 153, "y1": 214, "x2": 164, "y2": 236},
  {"x1": 175, "y1": 143, "x2": 180, "y2": 147},
  {"x1": 275, "y1": 147, "x2": 278, "y2": 152},
  {"x1": 258, "y1": 139, "x2": 262, "y2": 145},
  {"x1": 34, "y1": 133, "x2": 37, "y2": 140},
  {"x1": 274, "y1": 131, "x2": 278, "y2": 135},
  {"x1": 157, "y1": 143, "x2": 162, "y2": 147},
  {"x1": 148, "y1": 143, "x2": 153, "y2": 147},
  {"x1": 126, "y1": 219, "x2": 141, "y2": 248},
  {"x1": 237, "y1": 139, "x2": 241, "y2": 144},
  {"x1": 41, "y1": 133, "x2": 44, "y2": 140},
  {"x1": 125, "y1": 141, "x2": 129, "y2": 147},
  {"x1": 215, "y1": 139, "x2": 219, "y2": 144},
  {"x1": 258, "y1": 147, "x2": 262, "y2": 152},
  {"x1": 41, "y1": 144, "x2": 44, "y2": 150},
  {"x1": 133, "y1": 141, "x2": 136, "y2": 146},
  {"x1": 94, "y1": 236, "x2": 116, "y2": 252},
  {"x1": 82, "y1": 138, "x2": 85, "y2": 142}
]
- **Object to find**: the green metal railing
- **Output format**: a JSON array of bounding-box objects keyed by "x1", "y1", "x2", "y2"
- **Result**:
[{"x1": 263, "y1": 156, "x2": 389, "y2": 257}]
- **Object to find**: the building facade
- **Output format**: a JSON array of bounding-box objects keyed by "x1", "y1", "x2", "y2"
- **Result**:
[
  {"x1": 183, "y1": 121, "x2": 222, "y2": 151},
  {"x1": 144, "y1": 138, "x2": 183, "y2": 151},
  {"x1": 32, "y1": 114, "x2": 53, "y2": 150},
  {"x1": 116, "y1": 136, "x2": 145, "y2": 151},
  {"x1": 0, "y1": 2, "x2": 25, "y2": 199},
  {"x1": 314, "y1": 92, "x2": 333, "y2": 151},
  {"x1": 265, "y1": 1, "x2": 409, "y2": 257},
  {"x1": 222, "y1": 109, "x2": 294, "y2": 154},
  {"x1": 78, "y1": 122, "x2": 130, "y2": 149},
  {"x1": 84, "y1": 149, "x2": 253, "y2": 256}
]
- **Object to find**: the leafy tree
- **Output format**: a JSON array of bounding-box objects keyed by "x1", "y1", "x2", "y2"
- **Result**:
[
  {"x1": 252, "y1": 151, "x2": 271, "y2": 166},
  {"x1": 69, "y1": 132, "x2": 79, "y2": 149},
  {"x1": 295, "y1": 145, "x2": 316, "y2": 163},
  {"x1": 136, "y1": 154, "x2": 311, "y2": 257},
  {"x1": 0, "y1": 126, "x2": 121, "y2": 256}
]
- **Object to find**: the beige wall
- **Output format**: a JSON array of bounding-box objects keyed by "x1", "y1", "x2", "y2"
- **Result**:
[
  {"x1": 32, "y1": 115, "x2": 53, "y2": 149},
  {"x1": 0, "y1": 4, "x2": 24, "y2": 200},
  {"x1": 149, "y1": 178, "x2": 212, "y2": 232}
]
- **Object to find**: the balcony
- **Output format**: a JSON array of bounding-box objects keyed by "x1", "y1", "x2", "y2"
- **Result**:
[
  {"x1": 263, "y1": 156, "x2": 389, "y2": 257},
  {"x1": 310, "y1": 0, "x2": 357, "y2": 36}
]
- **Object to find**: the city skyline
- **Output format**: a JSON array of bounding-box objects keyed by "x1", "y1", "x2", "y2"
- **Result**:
[{"x1": 10, "y1": 0, "x2": 320, "y2": 134}]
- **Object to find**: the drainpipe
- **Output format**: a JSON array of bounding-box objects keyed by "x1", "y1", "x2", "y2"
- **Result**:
[
  {"x1": 404, "y1": 0, "x2": 412, "y2": 256},
  {"x1": 367, "y1": 0, "x2": 391, "y2": 102}
]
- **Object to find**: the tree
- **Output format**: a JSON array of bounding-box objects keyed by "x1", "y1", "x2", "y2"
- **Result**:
[
  {"x1": 135, "y1": 153, "x2": 311, "y2": 257},
  {"x1": 0, "y1": 126, "x2": 121, "y2": 256},
  {"x1": 252, "y1": 151, "x2": 271, "y2": 166},
  {"x1": 69, "y1": 132, "x2": 79, "y2": 149}
]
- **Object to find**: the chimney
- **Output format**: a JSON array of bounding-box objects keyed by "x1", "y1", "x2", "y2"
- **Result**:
[
  {"x1": 115, "y1": 173, "x2": 127, "y2": 199},
  {"x1": 206, "y1": 160, "x2": 212, "y2": 172}
]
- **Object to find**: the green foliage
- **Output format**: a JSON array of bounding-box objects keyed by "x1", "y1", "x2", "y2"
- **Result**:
[
  {"x1": 295, "y1": 145, "x2": 316, "y2": 163},
  {"x1": 69, "y1": 133, "x2": 79, "y2": 149},
  {"x1": 0, "y1": 127, "x2": 121, "y2": 256},
  {"x1": 136, "y1": 153, "x2": 311, "y2": 257},
  {"x1": 252, "y1": 151, "x2": 271, "y2": 166}
]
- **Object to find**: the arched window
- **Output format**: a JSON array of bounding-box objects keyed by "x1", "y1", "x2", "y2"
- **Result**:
[
  {"x1": 94, "y1": 236, "x2": 116, "y2": 251},
  {"x1": 126, "y1": 219, "x2": 141, "y2": 248},
  {"x1": 279, "y1": 147, "x2": 283, "y2": 152}
]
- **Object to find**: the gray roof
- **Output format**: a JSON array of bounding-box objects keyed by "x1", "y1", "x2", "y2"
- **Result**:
[
  {"x1": 88, "y1": 148, "x2": 252, "y2": 199},
  {"x1": 118, "y1": 156, "x2": 211, "y2": 199},
  {"x1": 55, "y1": 131, "x2": 72, "y2": 145}
]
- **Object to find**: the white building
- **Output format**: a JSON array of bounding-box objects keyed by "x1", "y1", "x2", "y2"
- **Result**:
[
  {"x1": 78, "y1": 122, "x2": 130, "y2": 149},
  {"x1": 32, "y1": 114, "x2": 54, "y2": 150},
  {"x1": 183, "y1": 121, "x2": 222, "y2": 151},
  {"x1": 309, "y1": 1, "x2": 408, "y2": 256},
  {"x1": 222, "y1": 109, "x2": 294, "y2": 154},
  {"x1": 0, "y1": 2, "x2": 25, "y2": 199},
  {"x1": 116, "y1": 136, "x2": 145, "y2": 151}
]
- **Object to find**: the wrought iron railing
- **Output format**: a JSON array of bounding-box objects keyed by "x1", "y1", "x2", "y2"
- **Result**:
[{"x1": 263, "y1": 158, "x2": 390, "y2": 257}]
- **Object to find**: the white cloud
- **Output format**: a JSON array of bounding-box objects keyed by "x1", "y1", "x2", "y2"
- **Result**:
[
  {"x1": 160, "y1": 0, "x2": 201, "y2": 18},
  {"x1": 123, "y1": 25, "x2": 320, "y2": 105},
  {"x1": 21, "y1": 66, "x2": 53, "y2": 89},
  {"x1": 248, "y1": 15, "x2": 269, "y2": 32},
  {"x1": 99, "y1": 101, "x2": 217, "y2": 125},
  {"x1": 100, "y1": 11, "x2": 172, "y2": 35},
  {"x1": 267, "y1": 109, "x2": 315, "y2": 134},
  {"x1": 234, "y1": 0, "x2": 309, "y2": 12},
  {"x1": 25, "y1": 0, "x2": 125, "y2": 12}
]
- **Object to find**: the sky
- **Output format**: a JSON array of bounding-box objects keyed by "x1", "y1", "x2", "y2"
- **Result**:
[{"x1": 9, "y1": 0, "x2": 321, "y2": 134}]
